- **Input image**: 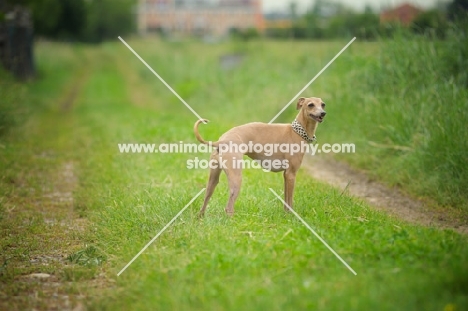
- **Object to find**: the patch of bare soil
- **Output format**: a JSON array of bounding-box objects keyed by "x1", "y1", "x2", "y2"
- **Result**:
[
  {"x1": 303, "y1": 155, "x2": 468, "y2": 235},
  {"x1": 0, "y1": 162, "x2": 88, "y2": 311}
]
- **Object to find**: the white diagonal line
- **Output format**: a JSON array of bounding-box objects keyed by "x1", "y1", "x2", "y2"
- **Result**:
[
  {"x1": 117, "y1": 188, "x2": 205, "y2": 276},
  {"x1": 118, "y1": 36, "x2": 205, "y2": 123},
  {"x1": 268, "y1": 37, "x2": 356, "y2": 124},
  {"x1": 269, "y1": 188, "x2": 357, "y2": 275}
]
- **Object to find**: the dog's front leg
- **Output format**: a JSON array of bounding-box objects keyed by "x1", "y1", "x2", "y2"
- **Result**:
[
  {"x1": 223, "y1": 154, "x2": 243, "y2": 216},
  {"x1": 283, "y1": 169, "x2": 296, "y2": 211}
]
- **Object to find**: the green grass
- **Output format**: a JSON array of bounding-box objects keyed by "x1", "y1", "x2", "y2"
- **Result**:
[
  {"x1": 312, "y1": 30, "x2": 468, "y2": 211},
  {"x1": 1, "y1": 37, "x2": 467, "y2": 310}
]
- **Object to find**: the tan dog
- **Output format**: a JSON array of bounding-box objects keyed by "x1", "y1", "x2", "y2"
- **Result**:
[{"x1": 194, "y1": 96, "x2": 326, "y2": 216}]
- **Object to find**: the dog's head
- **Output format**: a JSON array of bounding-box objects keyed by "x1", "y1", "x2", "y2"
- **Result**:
[{"x1": 296, "y1": 97, "x2": 326, "y2": 123}]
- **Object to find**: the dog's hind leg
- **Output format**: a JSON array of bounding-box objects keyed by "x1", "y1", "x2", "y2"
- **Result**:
[
  {"x1": 199, "y1": 155, "x2": 222, "y2": 217},
  {"x1": 222, "y1": 154, "x2": 243, "y2": 216}
]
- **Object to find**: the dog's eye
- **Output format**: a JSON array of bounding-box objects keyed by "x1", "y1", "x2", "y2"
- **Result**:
[
  {"x1": 321, "y1": 103, "x2": 326, "y2": 108},
  {"x1": 307, "y1": 103, "x2": 314, "y2": 108}
]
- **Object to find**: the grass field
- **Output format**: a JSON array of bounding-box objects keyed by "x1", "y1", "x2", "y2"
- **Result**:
[{"x1": 1, "y1": 37, "x2": 468, "y2": 310}]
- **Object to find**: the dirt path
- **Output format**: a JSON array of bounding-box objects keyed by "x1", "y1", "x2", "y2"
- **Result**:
[
  {"x1": 0, "y1": 62, "x2": 111, "y2": 310},
  {"x1": 303, "y1": 155, "x2": 468, "y2": 235},
  {"x1": 1, "y1": 161, "x2": 85, "y2": 311}
]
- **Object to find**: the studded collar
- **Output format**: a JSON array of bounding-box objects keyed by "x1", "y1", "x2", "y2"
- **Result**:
[{"x1": 291, "y1": 119, "x2": 316, "y2": 143}]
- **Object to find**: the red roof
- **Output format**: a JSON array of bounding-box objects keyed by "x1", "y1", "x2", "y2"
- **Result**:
[{"x1": 380, "y1": 3, "x2": 423, "y2": 26}]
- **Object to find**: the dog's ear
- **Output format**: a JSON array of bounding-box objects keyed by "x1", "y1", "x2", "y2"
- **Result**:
[{"x1": 296, "y1": 97, "x2": 306, "y2": 110}]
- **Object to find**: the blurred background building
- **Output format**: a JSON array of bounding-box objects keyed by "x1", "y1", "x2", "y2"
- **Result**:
[
  {"x1": 380, "y1": 3, "x2": 423, "y2": 26},
  {"x1": 137, "y1": 0, "x2": 264, "y2": 36}
]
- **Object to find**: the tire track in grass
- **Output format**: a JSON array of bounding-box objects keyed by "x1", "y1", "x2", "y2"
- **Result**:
[
  {"x1": 304, "y1": 155, "x2": 468, "y2": 235},
  {"x1": 0, "y1": 56, "x2": 113, "y2": 311},
  {"x1": 1, "y1": 153, "x2": 84, "y2": 310}
]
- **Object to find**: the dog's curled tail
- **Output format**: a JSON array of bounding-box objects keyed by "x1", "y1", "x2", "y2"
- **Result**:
[{"x1": 194, "y1": 119, "x2": 219, "y2": 147}]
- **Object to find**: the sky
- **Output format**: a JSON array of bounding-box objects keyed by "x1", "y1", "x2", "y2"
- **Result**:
[{"x1": 262, "y1": 0, "x2": 448, "y2": 13}]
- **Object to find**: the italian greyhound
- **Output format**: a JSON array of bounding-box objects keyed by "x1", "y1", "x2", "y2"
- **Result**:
[{"x1": 194, "y1": 96, "x2": 326, "y2": 216}]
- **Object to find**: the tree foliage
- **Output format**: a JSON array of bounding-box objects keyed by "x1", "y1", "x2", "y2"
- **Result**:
[
  {"x1": 411, "y1": 9, "x2": 447, "y2": 37},
  {"x1": 83, "y1": 0, "x2": 136, "y2": 43},
  {"x1": 9, "y1": 0, "x2": 135, "y2": 42},
  {"x1": 447, "y1": 0, "x2": 468, "y2": 20},
  {"x1": 266, "y1": 0, "x2": 468, "y2": 40},
  {"x1": 284, "y1": 1, "x2": 380, "y2": 40}
]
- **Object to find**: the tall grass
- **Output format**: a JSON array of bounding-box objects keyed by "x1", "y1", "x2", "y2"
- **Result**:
[{"x1": 324, "y1": 28, "x2": 468, "y2": 210}]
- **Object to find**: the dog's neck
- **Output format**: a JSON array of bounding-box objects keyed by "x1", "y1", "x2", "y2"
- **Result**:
[{"x1": 295, "y1": 112, "x2": 318, "y2": 139}]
